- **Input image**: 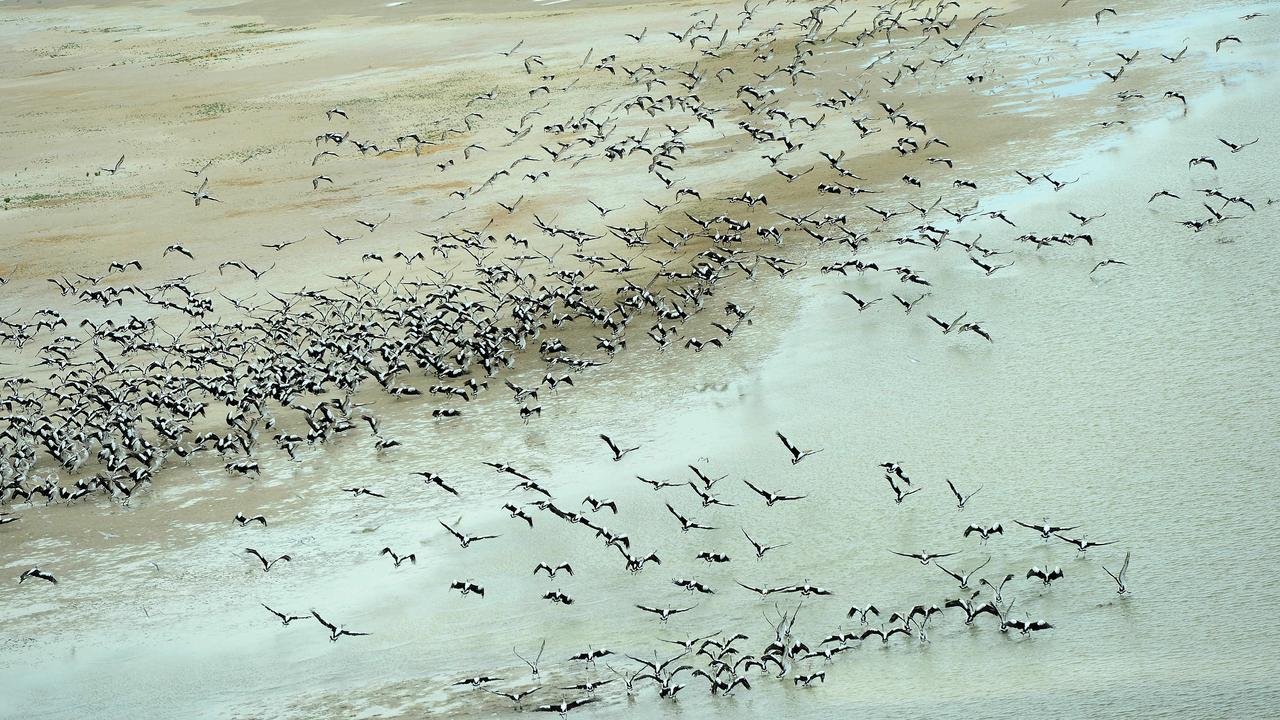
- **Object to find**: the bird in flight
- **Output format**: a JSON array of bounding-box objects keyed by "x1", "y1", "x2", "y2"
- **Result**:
[
  {"x1": 891, "y1": 549, "x2": 957, "y2": 565},
  {"x1": 743, "y1": 528, "x2": 789, "y2": 559},
  {"x1": 534, "y1": 562, "x2": 573, "y2": 579},
  {"x1": 100, "y1": 154, "x2": 125, "y2": 175},
  {"x1": 244, "y1": 548, "x2": 291, "y2": 572},
  {"x1": 775, "y1": 431, "x2": 822, "y2": 464},
  {"x1": 380, "y1": 547, "x2": 416, "y2": 567},
  {"x1": 311, "y1": 610, "x2": 369, "y2": 641},
  {"x1": 1103, "y1": 551, "x2": 1131, "y2": 594},
  {"x1": 440, "y1": 520, "x2": 500, "y2": 548},
  {"x1": 19, "y1": 567, "x2": 57, "y2": 584},
  {"x1": 946, "y1": 479, "x2": 981, "y2": 509},
  {"x1": 261, "y1": 603, "x2": 308, "y2": 626},
  {"x1": 635, "y1": 603, "x2": 697, "y2": 622},
  {"x1": 1091, "y1": 259, "x2": 1128, "y2": 275},
  {"x1": 599, "y1": 434, "x2": 639, "y2": 461},
  {"x1": 742, "y1": 479, "x2": 806, "y2": 506}
]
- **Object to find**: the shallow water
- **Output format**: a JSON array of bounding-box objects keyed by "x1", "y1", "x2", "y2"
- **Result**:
[{"x1": 1, "y1": 0, "x2": 1279, "y2": 718}]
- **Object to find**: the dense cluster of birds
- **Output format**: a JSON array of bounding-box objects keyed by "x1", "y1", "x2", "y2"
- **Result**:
[{"x1": 3, "y1": 0, "x2": 1267, "y2": 713}]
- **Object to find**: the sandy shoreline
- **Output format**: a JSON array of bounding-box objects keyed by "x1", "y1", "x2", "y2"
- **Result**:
[{"x1": 2, "y1": 0, "x2": 1279, "y2": 718}]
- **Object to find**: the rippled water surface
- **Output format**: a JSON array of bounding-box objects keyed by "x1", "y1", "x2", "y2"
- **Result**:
[{"x1": 1, "y1": 0, "x2": 1278, "y2": 718}]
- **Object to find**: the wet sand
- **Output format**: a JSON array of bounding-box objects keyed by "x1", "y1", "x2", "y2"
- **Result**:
[{"x1": 1, "y1": 0, "x2": 1279, "y2": 718}]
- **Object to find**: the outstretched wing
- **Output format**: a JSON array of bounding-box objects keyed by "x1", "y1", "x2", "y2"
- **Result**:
[
  {"x1": 775, "y1": 431, "x2": 798, "y2": 456},
  {"x1": 245, "y1": 547, "x2": 268, "y2": 569},
  {"x1": 935, "y1": 563, "x2": 963, "y2": 582}
]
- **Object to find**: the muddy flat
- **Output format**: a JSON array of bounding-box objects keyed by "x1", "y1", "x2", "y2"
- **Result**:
[{"x1": 1, "y1": 0, "x2": 1278, "y2": 718}]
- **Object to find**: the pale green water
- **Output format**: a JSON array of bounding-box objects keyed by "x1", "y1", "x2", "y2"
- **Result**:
[{"x1": 1, "y1": 2, "x2": 1278, "y2": 719}]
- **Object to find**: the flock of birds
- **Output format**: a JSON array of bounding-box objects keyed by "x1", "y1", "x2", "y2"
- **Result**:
[
  {"x1": 2, "y1": 0, "x2": 1268, "y2": 714},
  {"x1": 214, "y1": 431, "x2": 1136, "y2": 714}
]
